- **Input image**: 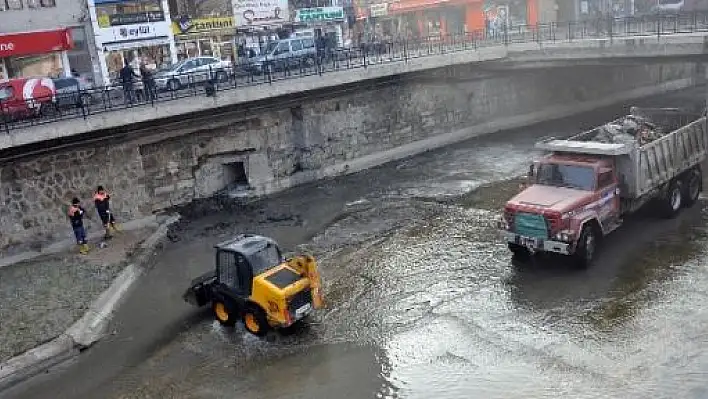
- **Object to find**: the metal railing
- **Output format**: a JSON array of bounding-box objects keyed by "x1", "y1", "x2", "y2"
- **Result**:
[{"x1": 2, "y1": 11, "x2": 708, "y2": 134}]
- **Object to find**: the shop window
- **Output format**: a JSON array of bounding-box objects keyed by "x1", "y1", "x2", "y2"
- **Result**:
[
  {"x1": 7, "y1": 54, "x2": 63, "y2": 78},
  {"x1": 40, "y1": 0, "x2": 54, "y2": 7},
  {"x1": 26, "y1": 0, "x2": 39, "y2": 8},
  {"x1": 6, "y1": 0, "x2": 23, "y2": 10}
]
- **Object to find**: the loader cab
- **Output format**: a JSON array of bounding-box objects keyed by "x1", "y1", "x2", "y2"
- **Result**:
[{"x1": 215, "y1": 235, "x2": 284, "y2": 295}]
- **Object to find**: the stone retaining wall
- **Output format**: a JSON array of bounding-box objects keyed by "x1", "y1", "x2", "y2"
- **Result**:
[{"x1": 0, "y1": 62, "x2": 699, "y2": 254}]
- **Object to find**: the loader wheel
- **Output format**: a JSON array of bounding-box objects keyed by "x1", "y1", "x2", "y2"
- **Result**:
[
  {"x1": 682, "y1": 168, "x2": 702, "y2": 208},
  {"x1": 660, "y1": 180, "x2": 683, "y2": 219},
  {"x1": 243, "y1": 307, "x2": 269, "y2": 337},
  {"x1": 572, "y1": 225, "x2": 596, "y2": 270},
  {"x1": 212, "y1": 301, "x2": 236, "y2": 327}
]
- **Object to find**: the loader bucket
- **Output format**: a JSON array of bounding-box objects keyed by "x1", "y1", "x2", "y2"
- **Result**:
[{"x1": 288, "y1": 255, "x2": 324, "y2": 309}]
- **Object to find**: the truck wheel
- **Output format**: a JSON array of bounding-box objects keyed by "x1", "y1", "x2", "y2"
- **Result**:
[
  {"x1": 572, "y1": 225, "x2": 596, "y2": 269},
  {"x1": 508, "y1": 243, "x2": 530, "y2": 260},
  {"x1": 682, "y1": 168, "x2": 702, "y2": 208},
  {"x1": 243, "y1": 306, "x2": 269, "y2": 337},
  {"x1": 212, "y1": 301, "x2": 236, "y2": 327},
  {"x1": 661, "y1": 180, "x2": 683, "y2": 218}
]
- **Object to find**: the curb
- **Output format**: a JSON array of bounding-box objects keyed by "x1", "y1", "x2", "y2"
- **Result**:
[{"x1": 0, "y1": 214, "x2": 181, "y2": 392}]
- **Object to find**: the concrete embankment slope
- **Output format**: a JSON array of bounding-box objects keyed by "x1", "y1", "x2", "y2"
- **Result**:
[{"x1": 0, "y1": 61, "x2": 702, "y2": 256}]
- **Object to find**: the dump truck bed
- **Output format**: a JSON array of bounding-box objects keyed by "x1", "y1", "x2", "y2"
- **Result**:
[{"x1": 536, "y1": 107, "x2": 708, "y2": 199}]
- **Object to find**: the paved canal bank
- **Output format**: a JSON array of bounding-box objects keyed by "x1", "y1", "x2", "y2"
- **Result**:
[{"x1": 5, "y1": 86, "x2": 708, "y2": 399}]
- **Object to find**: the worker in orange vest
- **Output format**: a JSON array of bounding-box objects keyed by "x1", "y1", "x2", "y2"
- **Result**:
[
  {"x1": 68, "y1": 197, "x2": 89, "y2": 254},
  {"x1": 94, "y1": 185, "x2": 120, "y2": 238}
]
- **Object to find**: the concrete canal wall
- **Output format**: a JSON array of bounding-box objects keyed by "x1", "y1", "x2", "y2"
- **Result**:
[{"x1": 0, "y1": 61, "x2": 701, "y2": 254}]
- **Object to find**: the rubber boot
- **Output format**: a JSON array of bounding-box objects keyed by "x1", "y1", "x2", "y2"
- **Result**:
[
  {"x1": 111, "y1": 222, "x2": 121, "y2": 233},
  {"x1": 79, "y1": 243, "x2": 89, "y2": 255},
  {"x1": 104, "y1": 227, "x2": 113, "y2": 240}
]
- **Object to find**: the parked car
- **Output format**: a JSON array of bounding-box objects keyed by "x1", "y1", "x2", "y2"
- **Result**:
[
  {"x1": 52, "y1": 76, "x2": 93, "y2": 109},
  {"x1": 154, "y1": 57, "x2": 232, "y2": 91},
  {"x1": 0, "y1": 77, "x2": 56, "y2": 121},
  {"x1": 247, "y1": 38, "x2": 317, "y2": 74}
]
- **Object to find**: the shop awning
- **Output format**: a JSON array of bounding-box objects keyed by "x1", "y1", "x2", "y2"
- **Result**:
[
  {"x1": 388, "y1": 0, "x2": 450, "y2": 13},
  {"x1": 0, "y1": 28, "x2": 73, "y2": 58},
  {"x1": 386, "y1": 0, "x2": 477, "y2": 14}
]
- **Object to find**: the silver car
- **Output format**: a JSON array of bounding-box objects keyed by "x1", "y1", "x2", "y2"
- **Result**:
[
  {"x1": 248, "y1": 38, "x2": 317, "y2": 74},
  {"x1": 154, "y1": 56, "x2": 232, "y2": 91}
]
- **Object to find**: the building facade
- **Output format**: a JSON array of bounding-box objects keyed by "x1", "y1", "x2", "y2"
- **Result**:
[
  {"x1": 168, "y1": 0, "x2": 236, "y2": 61},
  {"x1": 352, "y1": 0, "x2": 543, "y2": 40},
  {"x1": 87, "y1": 0, "x2": 178, "y2": 85},
  {"x1": 0, "y1": 0, "x2": 97, "y2": 82}
]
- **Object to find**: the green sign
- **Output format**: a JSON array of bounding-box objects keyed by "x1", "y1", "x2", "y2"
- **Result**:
[{"x1": 295, "y1": 7, "x2": 345, "y2": 23}]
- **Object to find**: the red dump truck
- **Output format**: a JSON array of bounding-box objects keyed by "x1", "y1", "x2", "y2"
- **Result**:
[{"x1": 499, "y1": 107, "x2": 708, "y2": 268}]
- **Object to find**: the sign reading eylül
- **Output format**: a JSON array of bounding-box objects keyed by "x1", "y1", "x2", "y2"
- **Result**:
[
  {"x1": 233, "y1": 0, "x2": 289, "y2": 27},
  {"x1": 95, "y1": 22, "x2": 172, "y2": 44},
  {"x1": 294, "y1": 7, "x2": 344, "y2": 23}
]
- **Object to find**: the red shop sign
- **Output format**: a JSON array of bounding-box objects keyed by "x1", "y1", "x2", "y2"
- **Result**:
[{"x1": 0, "y1": 28, "x2": 74, "y2": 58}]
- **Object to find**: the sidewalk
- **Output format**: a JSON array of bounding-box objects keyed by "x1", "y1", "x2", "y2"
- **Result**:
[{"x1": 0, "y1": 227, "x2": 156, "y2": 363}]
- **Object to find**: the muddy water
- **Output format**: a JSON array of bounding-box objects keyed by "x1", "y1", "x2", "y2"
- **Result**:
[
  {"x1": 93, "y1": 88, "x2": 708, "y2": 399},
  {"x1": 10, "y1": 88, "x2": 708, "y2": 399}
]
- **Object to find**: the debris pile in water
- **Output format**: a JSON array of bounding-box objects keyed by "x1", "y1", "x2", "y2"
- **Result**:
[{"x1": 591, "y1": 115, "x2": 664, "y2": 146}]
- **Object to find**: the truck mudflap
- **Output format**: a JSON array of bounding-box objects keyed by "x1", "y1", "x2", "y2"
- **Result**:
[
  {"x1": 502, "y1": 231, "x2": 571, "y2": 255},
  {"x1": 183, "y1": 271, "x2": 217, "y2": 307}
]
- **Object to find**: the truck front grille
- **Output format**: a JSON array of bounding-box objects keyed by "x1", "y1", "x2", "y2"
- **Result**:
[{"x1": 513, "y1": 212, "x2": 550, "y2": 239}]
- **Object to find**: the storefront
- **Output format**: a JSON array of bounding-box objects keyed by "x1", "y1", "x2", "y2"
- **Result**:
[
  {"x1": 233, "y1": 0, "x2": 292, "y2": 53},
  {"x1": 0, "y1": 28, "x2": 74, "y2": 81},
  {"x1": 88, "y1": 0, "x2": 177, "y2": 85},
  {"x1": 172, "y1": 16, "x2": 236, "y2": 61},
  {"x1": 293, "y1": 7, "x2": 348, "y2": 47}
]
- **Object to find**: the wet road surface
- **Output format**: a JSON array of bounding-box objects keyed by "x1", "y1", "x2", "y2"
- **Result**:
[{"x1": 6, "y1": 87, "x2": 708, "y2": 399}]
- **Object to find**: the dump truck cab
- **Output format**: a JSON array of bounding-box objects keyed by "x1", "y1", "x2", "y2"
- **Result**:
[
  {"x1": 501, "y1": 151, "x2": 622, "y2": 267},
  {"x1": 183, "y1": 234, "x2": 324, "y2": 336}
]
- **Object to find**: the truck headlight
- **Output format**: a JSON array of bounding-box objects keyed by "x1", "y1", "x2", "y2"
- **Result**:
[{"x1": 554, "y1": 231, "x2": 571, "y2": 242}]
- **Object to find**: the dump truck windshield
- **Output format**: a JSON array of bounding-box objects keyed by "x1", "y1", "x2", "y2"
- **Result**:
[
  {"x1": 247, "y1": 244, "x2": 283, "y2": 275},
  {"x1": 537, "y1": 163, "x2": 595, "y2": 191}
]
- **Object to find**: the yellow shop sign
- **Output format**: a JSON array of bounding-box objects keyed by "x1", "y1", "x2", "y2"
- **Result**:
[{"x1": 172, "y1": 16, "x2": 235, "y2": 35}]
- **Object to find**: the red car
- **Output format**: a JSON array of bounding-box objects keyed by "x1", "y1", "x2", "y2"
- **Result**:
[{"x1": 0, "y1": 77, "x2": 57, "y2": 121}]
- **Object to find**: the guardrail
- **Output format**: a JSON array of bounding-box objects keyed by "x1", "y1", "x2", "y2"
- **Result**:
[{"x1": 2, "y1": 11, "x2": 708, "y2": 134}]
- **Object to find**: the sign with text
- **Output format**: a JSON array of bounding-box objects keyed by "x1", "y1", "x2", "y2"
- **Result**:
[
  {"x1": 294, "y1": 7, "x2": 344, "y2": 23},
  {"x1": 0, "y1": 28, "x2": 73, "y2": 58},
  {"x1": 95, "y1": 21, "x2": 171, "y2": 44},
  {"x1": 233, "y1": 0, "x2": 289, "y2": 27},
  {"x1": 369, "y1": 3, "x2": 388, "y2": 17},
  {"x1": 172, "y1": 16, "x2": 234, "y2": 35},
  {"x1": 97, "y1": 11, "x2": 165, "y2": 28}
]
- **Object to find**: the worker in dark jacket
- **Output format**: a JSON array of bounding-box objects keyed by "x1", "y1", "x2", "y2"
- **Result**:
[
  {"x1": 68, "y1": 197, "x2": 89, "y2": 254},
  {"x1": 94, "y1": 185, "x2": 119, "y2": 238}
]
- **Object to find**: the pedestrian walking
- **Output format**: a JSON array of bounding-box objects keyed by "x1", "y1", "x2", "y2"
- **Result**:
[
  {"x1": 68, "y1": 197, "x2": 89, "y2": 255},
  {"x1": 94, "y1": 185, "x2": 120, "y2": 239}
]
